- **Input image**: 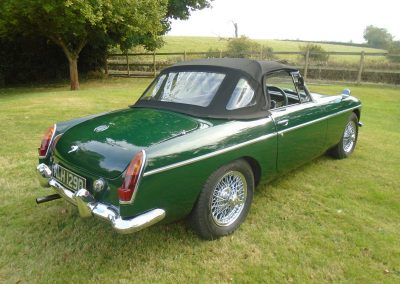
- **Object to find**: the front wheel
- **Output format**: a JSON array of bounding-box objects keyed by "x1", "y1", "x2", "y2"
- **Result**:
[
  {"x1": 188, "y1": 159, "x2": 254, "y2": 240},
  {"x1": 329, "y1": 112, "x2": 359, "y2": 159}
]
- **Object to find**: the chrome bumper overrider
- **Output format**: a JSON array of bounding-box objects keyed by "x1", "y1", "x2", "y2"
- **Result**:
[{"x1": 36, "y1": 163, "x2": 165, "y2": 234}]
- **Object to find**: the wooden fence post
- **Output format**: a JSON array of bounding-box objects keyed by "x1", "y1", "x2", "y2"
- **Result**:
[
  {"x1": 126, "y1": 54, "x2": 130, "y2": 77},
  {"x1": 105, "y1": 50, "x2": 394, "y2": 82},
  {"x1": 357, "y1": 51, "x2": 365, "y2": 84},
  {"x1": 183, "y1": 50, "x2": 187, "y2": 61},
  {"x1": 304, "y1": 49, "x2": 310, "y2": 79},
  {"x1": 153, "y1": 51, "x2": 156, "y2": 77},
  {"x1": 260, "y1": 46, "x2": 263, "y2": 60}
]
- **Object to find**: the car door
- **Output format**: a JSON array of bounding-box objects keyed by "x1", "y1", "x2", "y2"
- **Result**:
[{"x1": 266, "y1": 71, "x2": 327, "y2": 172}]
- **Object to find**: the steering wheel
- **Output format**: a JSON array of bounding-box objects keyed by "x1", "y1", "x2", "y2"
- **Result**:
[{"x1": 267, "y1": 86, "x2": 288, "y2": 107}]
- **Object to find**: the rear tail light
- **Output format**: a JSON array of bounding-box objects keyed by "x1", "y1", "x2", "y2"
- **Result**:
[
  {"x1": 50, "y1": 134, "x2": 62, "y2": 151},
  {"x1": 38, "y1": 125, "x2": 56, "y2": 157},
  {"x1": 118, "y1": 150, "x2": 146, "y2": 204}
]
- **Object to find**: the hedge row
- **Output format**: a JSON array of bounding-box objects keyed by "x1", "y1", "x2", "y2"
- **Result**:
[{"x1": 0, "y1": 36, "x2": 106, "y2": 86}]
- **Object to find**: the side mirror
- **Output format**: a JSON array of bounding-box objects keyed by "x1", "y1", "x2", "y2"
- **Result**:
[{"x1": 341, "y1": 89, "x2": 351, "y2": 99}]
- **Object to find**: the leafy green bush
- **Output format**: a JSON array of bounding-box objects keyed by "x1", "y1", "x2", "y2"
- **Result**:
[
  {"x1": 299, "y1": 43, "x2": 329, "y2": 62},
  {"x1": 226, "y1": 36, "x2": 261, "y2": 58},
  {"x1": 261, "y1": 46, "x2": 275, "y2": 60},
  {"x1": 224, "y1": 36, "x2": 275, "y2": 59},
  {"x1": 206, "y1": 48, "x2": 222, "y2": 58}
]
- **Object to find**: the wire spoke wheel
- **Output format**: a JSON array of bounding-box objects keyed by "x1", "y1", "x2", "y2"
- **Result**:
[
  {"x1": 189, "y1": 159, "x2": 254, "y2": 239},
  {"x1": 210, "y1": 171, "x2": 247, "y2": 227},
  {"x1": 329, "y1": 112, "x2": 359, "y2": 160},
  {"x1": 343, "y1": 120, "x2": 357, "y2": 153}
]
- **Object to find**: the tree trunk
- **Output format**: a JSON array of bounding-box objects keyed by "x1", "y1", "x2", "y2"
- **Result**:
[
  {"x1": 48, "y1": 36, "x2": 86, "y2": 91},
  {"x1": 68, "y1": 56, "x2": 80, "y2": 90}
]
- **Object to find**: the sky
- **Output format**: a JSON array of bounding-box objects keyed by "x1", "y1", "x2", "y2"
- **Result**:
[{"x1": 168, "y1": 0, "x2": 400, "y2": 43}]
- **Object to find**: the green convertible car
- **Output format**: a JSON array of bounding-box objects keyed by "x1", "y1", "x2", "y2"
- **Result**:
[{"x1": 36, "y1": 58, "x2": 362, "y2": 239}]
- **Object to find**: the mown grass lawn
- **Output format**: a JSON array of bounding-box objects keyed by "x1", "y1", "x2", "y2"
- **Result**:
[{"x1": 0, "y1": 78, "x2": 399, "y2": 283}]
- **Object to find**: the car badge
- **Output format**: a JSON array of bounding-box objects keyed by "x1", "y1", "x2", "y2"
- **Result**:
[
  {"x1": 94, "y1": 125, "x2": 109, "y2": 133},
  {"x1": 93, "y1": 179, "x2": 105, "y2": 192},
  {"x1": 68, "y1": 145, "x2": 79, "y2": 153}
]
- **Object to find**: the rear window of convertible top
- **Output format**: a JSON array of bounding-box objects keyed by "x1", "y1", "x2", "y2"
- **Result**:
[{"x1": 140, "y1": 71, "x2": 226, "y2": 107}]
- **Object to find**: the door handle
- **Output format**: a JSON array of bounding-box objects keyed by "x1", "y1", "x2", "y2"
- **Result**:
[{"x1": 277, "y1": 119, "x2": 289, "y2": 126}]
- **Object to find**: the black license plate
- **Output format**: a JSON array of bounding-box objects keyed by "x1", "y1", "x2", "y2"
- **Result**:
[{"x1": 53, "y1": 164, "x2": 87, "y2": 191}]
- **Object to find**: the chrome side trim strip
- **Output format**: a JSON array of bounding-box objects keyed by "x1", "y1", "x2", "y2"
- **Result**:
[
  {"x1": 278, "y1": 106, "x2": 361, "y2": 135},
  {"x1": 143, "y1": 105, "x2": 361, "y2": 177},
  {"x1": 143, "y1": 132, "x2": 278, "y2": 177}
]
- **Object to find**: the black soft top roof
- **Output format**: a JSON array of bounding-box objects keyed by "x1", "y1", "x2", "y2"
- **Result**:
[
  {"x1": 173, "y1": 58, "x2": 297, "y2": 82},
  {"x1": 134, "y1": 58, "x2": 300, "y2": 120}
]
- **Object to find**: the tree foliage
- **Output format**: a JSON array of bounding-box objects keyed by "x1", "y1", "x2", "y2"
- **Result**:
[
  {"x1": 166, "y1": 0, "x2": 211, "y2": 20},
  {"x1": 299, "y1": 43, "x2": 329, "y2": 62},
  {"x1": 0, "y1": 0, "x2": 168, "y2": 89},
  {"x1": 0, "y1": 0, "x2": 212, "y2": 89},
  {"x1": 363, "y1": 25, "x2": 393, "y2": 49},
  {"x1": 226, "y1": 36, "x2": 261, "y2": 58}
]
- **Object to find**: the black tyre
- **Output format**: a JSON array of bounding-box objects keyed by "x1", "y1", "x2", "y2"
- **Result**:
[
  {"x1": 188, "y1": 159, "x2": 254, "y2": 240},
  {"x1": 330, "y1": 112, "x2": 359, "y2": 159}
]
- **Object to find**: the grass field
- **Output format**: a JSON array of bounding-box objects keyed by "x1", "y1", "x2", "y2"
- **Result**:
[
  {"x1": 161, "y1": 36, "x2": 386, "y2": 64},
  {"x1": 116, "y1": 36, "x2": 388, "y2": 66},
  {"x1": 161, "y1": 36, "x2": 384, "y2": 54},
  {"x1": 0, "y1": 78, "x2": 399, "y2": 283}
]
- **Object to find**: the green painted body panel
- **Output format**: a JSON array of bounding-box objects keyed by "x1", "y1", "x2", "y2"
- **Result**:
[
  {"x1": 321, "y1": 95, "x2": 360, "y2": 147},
  {"x1": 271, "y1": 102, "x2": 327, "y2": 172},
  {"x1": 54, "y1": 108, "x2": 203, "y2": 179},
  {"x1": 121, "y1": 118, "x2": 277, "y2": 220},
  {"x1": 39, "y1": 91, "x2": 362, "y2": 223}
]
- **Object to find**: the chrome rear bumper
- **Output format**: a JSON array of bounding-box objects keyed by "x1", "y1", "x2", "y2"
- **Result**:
[{"x1": 36, "y1": 163, "x2": 165, "y2": 234}]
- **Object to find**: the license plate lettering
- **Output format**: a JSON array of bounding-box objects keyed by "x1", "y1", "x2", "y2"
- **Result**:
[
  {"x1": 78, "y1": 178, "x2": 84, "y2": 189},
  {"x1": 53, "y1": 164, "x2": 86, "y2": 191},
  {"x1": 67, "y1": 174, "x2": 73, "y2": 188}
]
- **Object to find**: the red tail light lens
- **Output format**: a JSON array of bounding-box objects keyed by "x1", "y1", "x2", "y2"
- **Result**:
[
  {"x1": 38, "y1": 125, "x2": 56, "y2": 157},
  {"x1": 118, "y1": 150, "x2": 146, "y2": 203}
]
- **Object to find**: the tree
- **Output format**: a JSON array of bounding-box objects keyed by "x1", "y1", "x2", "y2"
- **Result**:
[
  {"x1": 0, "y1": 0, "x2": 212, "y2": 90},
  {"x1": 231, "y1": 21, "x2": 238, "y2": 38},
  {"x1": 0, "y1": 0, "x2": 167, "y2": 90},
  {"x1": 363, "y1": 25, "x2": 393, "y2": 49}
]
